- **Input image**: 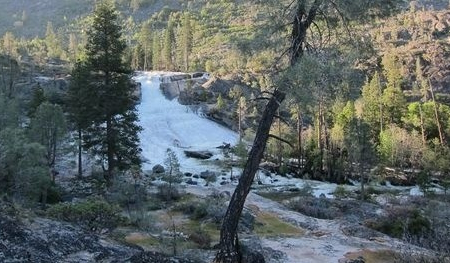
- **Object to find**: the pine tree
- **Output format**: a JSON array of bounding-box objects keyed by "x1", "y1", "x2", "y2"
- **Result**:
[
  {"x1": 29, "y1": 102, "x2": 67, "y2": 168},
  {"x1": 151, "y1": 32, "x2": 161, "y2": 70},
  {"x1": 137, "y1": 22, "x2": 152, "y2": 71},
  {"x1": 28, "y1": 83, "x2": 46, "y2": 118},
  {"x1": 73, "y1": 2, "x2": 142, "y2": 181},
  {"x1": 66, "y1": 62, "x2": 96, "y2": 178},
  {"x1": 361, "y1": 73, "x2": 383, "y2": 139},
  {"x1": 180, "y1": 12, "x2": 193, "y2": 71},
  {"x1": 45, "y1": 21, "x2": 61, "y2": 59},
  {"x1": 68, "y1": 33, "x2": 78, "y2": 64},
  {"x1": 163, "y1": 18, "x2": 176, "y2": 70}
]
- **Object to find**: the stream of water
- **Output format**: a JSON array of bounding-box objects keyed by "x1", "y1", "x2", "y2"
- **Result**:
[{"x1": 135, "y1": 72, "x2": 238, "y2": 174}]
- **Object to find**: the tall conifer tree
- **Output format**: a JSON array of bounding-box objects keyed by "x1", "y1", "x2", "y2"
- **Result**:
[{"x1": 68, "y1": 2, "x2": 141, "y2": 181}]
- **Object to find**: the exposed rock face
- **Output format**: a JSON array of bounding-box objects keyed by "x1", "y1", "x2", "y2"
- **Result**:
[
  {"x1": 0, "y1": 214, "x2": 140, "y2": 263},
  {"x1": 0, "y1": 213, "x2": 202, "y2": 263},
  {"x1": 374, "y1": 9, "x2": 450, "y2": 94},
  {"x1": 127, "y1": 251, "x2": 198, "y2": 263},
  {"x1": 160, "y1": 73, "x2": 209, "y2": 101}
]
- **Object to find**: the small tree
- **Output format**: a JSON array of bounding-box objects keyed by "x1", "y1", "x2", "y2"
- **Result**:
[
  {"x1": 160, "y1": 148, "x2": 182, "y2": 200},
  {"x1": 28, "y1": 84, "x2": 46, "y2": 118},
  {"x1": 29, "y1": 102, "x2": 67, "y2": 169},
  {"x1": 0, "y1": 128, "x2": 51, "y2": 202},
  {"x1": 216, "y1": 94, "x2": 225, "y2": 111}
]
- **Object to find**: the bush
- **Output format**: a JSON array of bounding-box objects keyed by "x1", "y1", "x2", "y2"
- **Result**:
[
  {"x1": 298, "y1": 183, "x2": 313, "y2": 197},
  {"x1": 289, "y1": 197, "x2": 341, "y2": 219},
  {"x1": 157, "y1": 184, "x2": 181, "y2": 201},
  {"x1": 365, "y1": 206, "x2": 430, "y2": 238},
  {"x1": 128, "y1": 210, "x2": 154, "y2": 231},
  {"x1": 189, "y1": 229, "x2": 212, "y2": 249},
  {"x1": 172, "y1": 194, "x2": 226, "y2": 224},
  {"x1": 333, "y1": 185, "x2": 348, "y2": 199},
  {"x1": 47, "y1": 197, "x2": 125, "y2": 232},
  {"x1": 107, "y1": 178, "x2": 147, "y2": 209}
]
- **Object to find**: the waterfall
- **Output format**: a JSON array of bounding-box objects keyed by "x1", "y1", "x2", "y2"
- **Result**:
[{"x1": 135, "y1": 72, "x2": 238, "y2": 173}]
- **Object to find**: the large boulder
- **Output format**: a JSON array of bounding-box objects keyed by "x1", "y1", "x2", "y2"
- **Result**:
[
  {"x1": 240, "y1": 237, "x2": 286, "y2": 263},
  {"x1": 152, "y1": 164, "x2": 165, "y2": 174},
  {"x1": 184, "y1": 150, "x2": 213, "y2": 159},
  {"x1": 200, "y1": 170, "x2": 217, "y2": 180}
]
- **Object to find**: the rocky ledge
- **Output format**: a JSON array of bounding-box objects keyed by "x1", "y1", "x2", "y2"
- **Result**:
[{"x1": 0, "y1": 212, "x2": 196, "y2": 263}]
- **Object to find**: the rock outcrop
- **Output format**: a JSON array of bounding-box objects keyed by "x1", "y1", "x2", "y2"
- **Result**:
[
  {"x1": 0, "y1": 213, "x2": 201, "y2": 263},
  {"x1": 0, "y1": 214, "x2": 140, "y2": 263}
]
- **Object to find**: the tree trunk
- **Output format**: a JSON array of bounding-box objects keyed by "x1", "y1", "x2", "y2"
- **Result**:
[
  {"x1": 214, "y1": 90, "x2": 285, "y2": 263},
  {"x1": 429, "y1": 81, "x2": 446, "y2": 146},
  {"x1": 290, "y1": 0, "x2": 323, "y2": 65},
  {"x1": 77, "y1": 129, "x2": 83, "y2": 179},
  {"x1": 297, "y1": 107, "x2": 303, "y2": 170},
  {"x1": 276, "y1": 108, "x2": 282, "y2": 166},
  {"x1": 106, "y1": 117, "x2": 114, "y2": 182},
  {"x1": 418, "y1": 103, "x2": 426, "y2": 145}
]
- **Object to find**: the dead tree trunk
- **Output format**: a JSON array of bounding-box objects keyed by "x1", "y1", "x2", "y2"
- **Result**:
[
  {"x1": 429, "y1": 80, "x2": 446, "y2": 146},
  {"x1": 213, "y1": 90, "x2": 285, "y2": 263}
]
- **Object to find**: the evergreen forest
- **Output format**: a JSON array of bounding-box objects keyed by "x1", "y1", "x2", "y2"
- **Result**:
[{"x1": 1, "y1": 1, "x2": 450, "y2": 262}]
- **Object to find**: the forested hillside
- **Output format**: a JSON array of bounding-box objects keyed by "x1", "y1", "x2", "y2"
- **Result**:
[{"x1": 2, "y1": 1, "x2": 450, "y2": 262}]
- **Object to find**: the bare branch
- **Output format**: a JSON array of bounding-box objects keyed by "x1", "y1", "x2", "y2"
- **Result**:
[
  {"x1": 273, "y1": 114, "x2": 290, "y2": 126},
  {"x1": 268, "y1": 134, "x2": 294, "y2": 148}
]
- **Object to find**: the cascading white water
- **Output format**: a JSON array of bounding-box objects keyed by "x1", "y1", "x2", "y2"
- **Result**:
[{"x1": 135, "y1": 72, "x2": 238, "y2": 173}]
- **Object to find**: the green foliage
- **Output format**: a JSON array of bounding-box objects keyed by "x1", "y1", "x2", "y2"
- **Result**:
[
  {"x1": 366, "y1": 207, "x2": 430, "y2": 238},
  {"x1": 44, "y1": 21, "x2": 63, "y2": 59},
  {"x1": 382, "y1": 85, "x2": 407, "y2": 125},
  {"x1": 72, "y1": 2, "x2": 142, "y2": 178},
  {"x1": 163, "y1": 17, "x2": 175, "y2": 70},
  {"x1": 162, "y1": 148, "x2": 182, "y2": 186},
  {"x1": 378, "y1": 125, "x2": 424, "y2": 168},
  {"x1": 232, "y1": 141, "x2": 248, "y2": 167},
  {"x1": 215, "y1": 94, "x2": 225, "y2": 110},
  {"x1": 289, "y1": 197, "x2": 341, "y2": 220},
  {"x1": 0, "y1": 94, "x2": 19, "y2": 130},
  {"x1": 0, "y1": 128, "x2": 53, "y2": 202},
  {"x1": 361, "y1": 73, "x2": 383, "y2": 139},
  {"x1": 29, "y1": 102, "x2": 67, "y2": 167},
  {"x1": 189, "y1": 228, "x2": 212, "y2": 249},
  {"x1": 28, "y1": 84, "x2": 46, "y2": 118},
  {"x1": 157, "y1": 184, "x2": 181, "y2": 201},
  {"x1": 333, "y1": 185, "x2": 349, "y2": 199},
  {"x1": 421, "y1": 141, "x2": 450, "y2": 178},
  {"x1": 158, "y1": 148, "x2": 183, "y2": 201},
  {"x1": 403, "y1": 101, "x2": 450, "y2": 141},
  {"x1": 47, "y1": 197, "x2": 125, "y2": 232}
]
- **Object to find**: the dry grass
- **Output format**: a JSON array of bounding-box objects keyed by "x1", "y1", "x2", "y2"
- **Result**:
[
  {"x1": 125, "y1": 232, "x2": 159, "y2": 249},
  {"x1": 254, "y1": 211, "x2": 304, "y2": 237},
  {"x1": 343, "y1": 249, "x2": 398, "y2": 263}
]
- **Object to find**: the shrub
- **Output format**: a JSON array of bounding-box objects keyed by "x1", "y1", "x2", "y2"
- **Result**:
[
  {"x1": 107, "y1": 178, "x2": 147, "y2": 209},
  {"x1": 47, "y1": 197, "x2": 125, "y2": 232},
  {"x1": 289, "y1": 197, "x2": 341, "y2": 219},
  {"x1": 298, "y1": 183, "x2": 313, "y2": 197},
  {"x1": 365, "y1": 206, "x2": 430, "y2": 238},
  {"x1": 128, "y1": 210, "x2": 154, "y2": 231},
  {"x1": 189, "y1": 229, "x2": 212, "y2": 249},
  {"x1": 172, "y1": 194, "x2": 226, "y2": 224},
  {"x1": 333, "y1": 185, "x2": 348, "y2": 199},
  {"x1": 157, "y1": 184, "x2": 181, "y2": 201}
]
